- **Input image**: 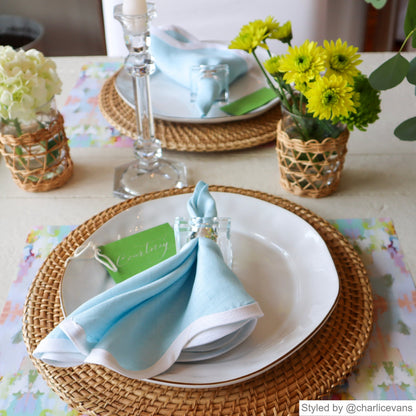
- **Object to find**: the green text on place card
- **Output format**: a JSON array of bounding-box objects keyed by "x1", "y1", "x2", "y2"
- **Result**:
[{"x1": 98, "y1": 223, "x2": 176, "y2": 284}]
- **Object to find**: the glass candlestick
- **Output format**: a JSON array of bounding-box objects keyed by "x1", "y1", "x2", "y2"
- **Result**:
[{"x1": 113, "y1": 3, "x2": 187, "y2": 198}]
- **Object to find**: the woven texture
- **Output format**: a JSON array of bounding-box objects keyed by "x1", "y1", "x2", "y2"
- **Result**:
[
  {"x1": 276, "y1": 120, "x2": 349, "y2": 198},
  {"x1": 98, "y1": 73, "x2": 279, "y2": 152},
  {"x1": 0, "y1": 112, "x2": 73, "y2": 192},
  {"x1": 22, "y1": 186, "x2": 373, "y2": 416}
]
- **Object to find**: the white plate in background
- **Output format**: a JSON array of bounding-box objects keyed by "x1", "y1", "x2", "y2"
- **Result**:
[{"x1": 115, "y1": 63, "x2": 279, "y2": 124}]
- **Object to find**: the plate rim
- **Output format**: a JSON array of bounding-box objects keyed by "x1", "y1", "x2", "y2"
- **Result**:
[
  {"x1": 149, "y1": 293, "x2": 340, "y2": 387},
  {"x1": 59, "y1": 190, "x2": 340, "y2": 388}
]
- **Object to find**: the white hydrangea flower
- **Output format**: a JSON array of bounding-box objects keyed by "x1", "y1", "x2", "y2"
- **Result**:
[{"x1": 0, "y1": 46, "x2": 62, "y2": 124}]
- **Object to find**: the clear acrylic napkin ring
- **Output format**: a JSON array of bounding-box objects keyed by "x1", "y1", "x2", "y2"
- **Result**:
[
  {"x1": 174, "y1": 216, "x2": 232, "y2": 268},
  {"x1": 190, "y1": 64, "x2": 230, "y2": 103}
]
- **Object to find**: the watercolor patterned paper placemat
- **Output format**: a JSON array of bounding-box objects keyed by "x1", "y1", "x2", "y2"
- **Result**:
[
  {"x1": 328, "y1": 219, "x2": 416, "y2": 400},
  {"x1": 0, "y1": 218, "x2": 415, "y2": 414},
  {"x1": 61, "y1": 62, "x2": 130, "y2": 148}
]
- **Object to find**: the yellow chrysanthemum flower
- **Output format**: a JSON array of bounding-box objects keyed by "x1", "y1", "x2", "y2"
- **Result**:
[
  {"x1": 229, "y1": 34, "x2": 256, "y2": 53},
  {"x1": 295, "y1": 80, "x2": 310, "y2": 94},
  {"x1": 304, "y1": 74, "x2": 356, "y2": 121},
  {"x1": 270, "y1": 21, "x2": 292, "y2": 44},
  {"x1": 263, "y1": 16, "x2": 280, "y2": 34},
  {"x1": 264, "y1": 56, "x2": 282, "y2": 77},
  {"x1": 279, "y1": 40, "x2": 326, "y2": 85},
  {"x1": 323, "y1": 39, "x2": 362, "y2": 84},
  {"x1": 229, "y1": 20, "x2": 269, "y2": 53}
]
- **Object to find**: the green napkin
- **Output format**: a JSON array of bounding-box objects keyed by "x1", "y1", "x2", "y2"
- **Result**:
[{"x1": 220, "y1": 87, "x2": 278, "y2": 116}]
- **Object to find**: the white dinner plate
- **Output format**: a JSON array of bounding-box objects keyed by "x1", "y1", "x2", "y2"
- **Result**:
[
  {"x1": 61, "y1": 192, "x2": 339, "y2": 388},
  {"x1": 114, "y1": 60, "x2": 279, "y2": 124}
]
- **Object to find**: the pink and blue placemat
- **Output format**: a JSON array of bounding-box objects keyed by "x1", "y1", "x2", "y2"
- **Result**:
[{"x1": 1, "y1": 218, "x2": 415, "y2": 414}]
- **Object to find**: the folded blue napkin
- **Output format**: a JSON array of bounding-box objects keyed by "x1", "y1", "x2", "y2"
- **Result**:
[
  {"x1": 150, "y1": 25, "x2": 250, "y2": 116},
  {"x1": 34, "y1": 182, "x2": 263, "y2": 379}
]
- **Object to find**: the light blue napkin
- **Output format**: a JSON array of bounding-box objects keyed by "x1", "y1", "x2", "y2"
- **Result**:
[
  {"x1": 34, "y1": 182, "x2": 263, "y2": 380},
  {"x1": 187, "y1": 180, "x2": 218, "y2": 217},
  {"x1": 150, "y1": 25, "x2": 250, "y2": 116}
]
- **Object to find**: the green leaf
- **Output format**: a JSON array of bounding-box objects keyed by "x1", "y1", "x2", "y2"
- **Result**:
[
  {"x1": 404, "y1": 0, "x2": 416, "y2": 48},
  {"x1": 407, "y1": 57, "x2": 416, "y2": 85},
  {"x1": 369, "y1": 54, "x2": 409, "y2": 90},
  {"x1": 394, "y1": 117, "x2": 416, "y2": 141},
  {"x1": 365, "y1": 0, "x2": 387, "y2": 9},
  {"x1": 46, "y1": 137, "x2": 59, "y2": 165}
]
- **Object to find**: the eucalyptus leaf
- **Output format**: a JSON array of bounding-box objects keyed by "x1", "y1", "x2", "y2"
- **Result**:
[
  {"x1": 369, "y1": 54, "x2": 409, "y2": 90},
  {"x1": 394, "y1": 117, "x2": 416, "y2": 141},
  {"x1": 364, "y1": 0, "x2": 387, "y2": 9},
  {"x1": 404, "y1": 0, "x2": 416, "y2": 48},
  {"x1": 407, "y1": 57, "x2": 416, "y2": 85}
]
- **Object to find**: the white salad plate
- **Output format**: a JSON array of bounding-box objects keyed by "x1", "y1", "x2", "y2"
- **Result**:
[
  {"x1": 61, "y1": 192, "x2": 339, "y2": 388},
  {"x1": 114, "y1": 62, "x2": 279, "y2": 124}
]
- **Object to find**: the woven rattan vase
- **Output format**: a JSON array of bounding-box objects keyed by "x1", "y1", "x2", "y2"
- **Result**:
[
  {"x1": 276, "y1": 109, "x2": 349, "y2": 198},
  {"x1": 0, "y1": 105, "x2": 73, "y2": 192}
]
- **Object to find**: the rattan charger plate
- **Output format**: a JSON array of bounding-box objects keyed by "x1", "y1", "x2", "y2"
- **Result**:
[
  {"x1": 22, "y1": 186, "x2": 373, "y2": 416},
  {"x1": 98, "y1": 72, "x2": 280, "y2": 152}
]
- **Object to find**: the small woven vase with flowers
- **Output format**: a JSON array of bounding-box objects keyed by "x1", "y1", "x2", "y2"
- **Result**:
[
  {"x1": 0, "y1": 46, "x2": 73, "y2": 192},
  {"x1": 230, "y1": 19, "x2": 381, "y2": 198}
]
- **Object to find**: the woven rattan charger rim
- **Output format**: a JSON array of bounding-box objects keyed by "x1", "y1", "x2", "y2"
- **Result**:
[
  {"x1": 98, "y1": 72, "x2": 280, "y2": 152},
  {"x1": 22, "y1": 186, "x2": 373, "y2": 416}
]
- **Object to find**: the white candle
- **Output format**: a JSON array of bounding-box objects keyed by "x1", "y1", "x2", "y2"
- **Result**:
[{"x1": 122, "y1": 0, "x2": 147, "y2": 15}]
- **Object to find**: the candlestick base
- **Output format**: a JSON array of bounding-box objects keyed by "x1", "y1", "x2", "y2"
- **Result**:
[
  {"x1": 113, "y1": 158, "x2": 187, "y2": 199},
  {"x1": 112, "y1": 3, "x2": 187, "y2": 199}
]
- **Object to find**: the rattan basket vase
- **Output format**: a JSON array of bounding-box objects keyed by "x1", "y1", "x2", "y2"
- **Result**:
[
  {"x1": 0, "y1": 112, "x2": 73, "y2": 192},
  {"x1": 276, "y1": 119, "x2": 349, "y2": 198}
]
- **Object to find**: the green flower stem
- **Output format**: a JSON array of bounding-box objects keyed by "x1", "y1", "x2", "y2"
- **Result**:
[
  {"x1": 282, "y1": 86, "x2": 302, "y2": 115},
  {"x1": 254, "y1": 42, "x2": 297, "y2": 111},
  {"x1": 276, "y1": 80, "x2": 292, "y2": 109},
  {"x1": 252, "y1": 49, "x2": 277, "y2": 92},
  {"x1": 299, "y1": 94, "x2": 304, "y2": 112},
  {"x1": 320, "y1": 120, "x2": 343, "y2": 138},
  {"x1": 288, "y1": 89, "x2": 300, "y2": 113},
  {"x1": 252, "y1": 50, "x2": 292, "y2": 110},
  {"x1": 263, "y1": 40, "x2": 299, "y2": 110},
  {"x1": 12, "y1": 119, "x2": 23, "y2": 137},
  {"x1": 292, "y1": 116, "x2": 311, "y2": 141},
  {"x1": 399, "y1": 27, "x2": 416, "y2": 53}
]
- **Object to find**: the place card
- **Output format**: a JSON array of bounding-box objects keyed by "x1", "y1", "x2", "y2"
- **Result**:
[
  {"x1": 99, "y1": 223, "x2": 176, "y2": 284},
  {"x1": 220, "y1": 87, "x2": 278, "y2": 116}
]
